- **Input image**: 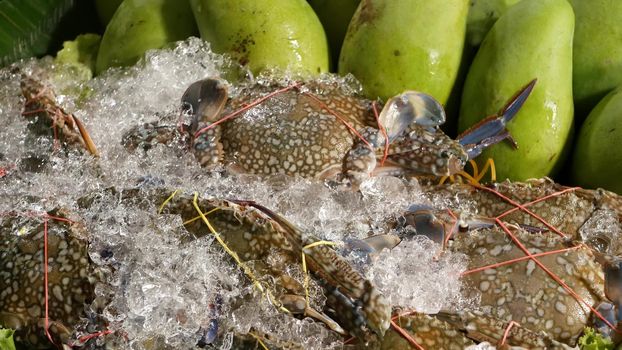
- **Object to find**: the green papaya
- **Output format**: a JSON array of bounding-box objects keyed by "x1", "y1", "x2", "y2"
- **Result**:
[
  {"x1": 308, "y1": 0, "x2": 360, "y2": 70},
  {"x1": 189, "y1": 0, "x2": 329, "y2": 76},
  {"x1": 338, "y1": 0, "x2": 469, "y2": 103},
  {"x1": 466, "y1": 0, "x2": 522, "y2": 47},
  {"x1": 570, "y1": 0, "x2": 622, "y2": 121},
  {"x1": 572, "y1": 88, "x2": 622, "y2": 194},
  {"x1": 95, "y1": 0, "x2": 197, "y2": 74},
  {"x1": 458, "y1": 0, "x2": 574, "y2": 181}
]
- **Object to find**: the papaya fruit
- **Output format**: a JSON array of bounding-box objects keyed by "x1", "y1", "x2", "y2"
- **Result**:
[
  {"x1": 458, "y1": 0, "x2": 574, "y2": 181},
  {"x1": 95, "y1": 0, "x2": 197, "y2": 74},
  {"x1": 189, "y1": 0, "x2": 329, "y2": 76},
  {"x1": 572, "y1": 88, "x2": 622, "y2": 194},
  {"x1": 338, "y1": 0, "x2": 469, "y2": 103},
  {"x1": 570, "y1": 0, "x2": 622, "y2": 121}
]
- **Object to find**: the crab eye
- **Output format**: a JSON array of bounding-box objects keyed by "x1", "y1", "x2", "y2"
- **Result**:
[{"x1": 440, "y1": 150, "x2": 450, "y2": 159}]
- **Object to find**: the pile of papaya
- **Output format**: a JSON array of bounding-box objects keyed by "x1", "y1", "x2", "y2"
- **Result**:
[{"x1": 1, "y1": 0, "x2": 621, "y2": 194}]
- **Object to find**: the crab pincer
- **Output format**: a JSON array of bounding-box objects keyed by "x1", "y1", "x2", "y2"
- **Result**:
[
  {"x1": 365, "y1": 79, "x2": 537, "y2": 179},
  {"x1": 457, "y1": 79, "x2": 537, "y2": 159}
]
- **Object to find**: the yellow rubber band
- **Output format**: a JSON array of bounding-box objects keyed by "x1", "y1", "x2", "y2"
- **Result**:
[
  {"x1": 158, "y1": 190, "x2": 180, "y2": 214},
  {"x1": 182, "y1": 208, "x2": 219, "y2": 225},
  {"x1": 468, "y1": 159, "x2": 480, "y2": 180},
  {"x1": 249, "y1": 332, "x2": 269, "y2": 350},
  {"x1": 191, "y1": 193, "x2": 289, "y2": 313}
]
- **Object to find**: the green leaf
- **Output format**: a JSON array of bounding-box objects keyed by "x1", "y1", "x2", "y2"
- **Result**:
[
  {"x1": 0, "y1": 328, "x2": 16, "y2": 350},
  {"x1": 579, "y1": 327, "x2": 615, "y2": 350},
  {"x1": 0, "y1": 0, "x2": 75, "y2": 66}
]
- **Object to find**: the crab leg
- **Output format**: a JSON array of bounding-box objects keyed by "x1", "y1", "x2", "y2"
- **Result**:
[
  {"x1": 73, "y1": 115, "x2": 99, "y2": 157},
  {"x1": 457, "y1": 78, "x2": 537, "y2": 159}
]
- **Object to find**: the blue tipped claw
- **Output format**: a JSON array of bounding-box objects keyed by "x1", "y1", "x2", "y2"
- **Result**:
[{"x1": 458, "y1": 79, "x2": 537, "y2": 159}]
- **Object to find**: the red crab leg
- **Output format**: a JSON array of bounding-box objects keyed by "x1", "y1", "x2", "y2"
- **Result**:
[{"x1": 73, "y1": 115, "x2": 100, "y2": 157}]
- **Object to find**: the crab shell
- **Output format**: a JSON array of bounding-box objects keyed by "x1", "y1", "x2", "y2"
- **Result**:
[
  {"x1": 426, "y1": 178, "x2": 622, "y2": 248},
  {"x1": 451, "y1": 228, "x2": 605, "y2": 346},
  {"x1": 0, "y1": 210, "x2": 96, "y2": 348},
  {"x1": 394, "y1": 178, "x2": 622, "y2": 347},
  {"x1": 190, "y1": 80, "x2": 469, "y2": 180}
]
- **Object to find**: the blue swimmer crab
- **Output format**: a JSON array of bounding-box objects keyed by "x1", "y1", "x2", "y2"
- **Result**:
[
  {"x1": 123, "y1": 77, "x2": 536, "y2": 185},
  {"x1": 387, "y1": 179, "x2": 622, "y2": 348},
  {"x1": 0, "y1": 209, "x2": 99, "y2": 349},
  {"x1": 1, "y1": 188, "x2": 396, "y2": 349}
]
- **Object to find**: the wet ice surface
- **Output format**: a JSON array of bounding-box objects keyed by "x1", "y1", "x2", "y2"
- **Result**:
[
  {"x1": 369, "y1": 237, "x2": 469, "y2": 314},
  {"x1": 1, "y1": 38, "x2": 471, "y2": 349},
  {"x1": 580, "y1": 209, "x2": 622, "y2": 255}
]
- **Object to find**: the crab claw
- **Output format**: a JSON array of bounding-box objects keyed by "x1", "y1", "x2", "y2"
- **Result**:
[
  {"x1": 232, "y1": 200, "x2": 392, "y2": 337},
  {"x1": 457, "y1": 78, "x2": 537, "y2": 159},
  {"x1": 182, "y1": 78, "x2": 229, "y2": 167},
  {"x1": 401, "y1": 204, "x2": 447, "y2": 245},
  {"x1": 343, "y1": 234, "x2": 402, "y2": 264},
  {"x1": 399, "y1": 204, "x2": 497, "y2": 244},
  {"x1": 181, "y1": 78, "x2": 228, "y2": 126},
  {"x1": 378, "y1": 91, "x2": 446, "y2": 142}
]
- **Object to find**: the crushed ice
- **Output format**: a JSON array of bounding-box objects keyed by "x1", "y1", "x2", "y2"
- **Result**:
[
  {"x1": 0, "y1": 38, "x2": 471, "y2": 348},
  {"x1": 369, "y1": 236, "x2": 470, "y2": 314},
  {"x1": 579, "y1": 209, "x2": 622, "y2": 255}
]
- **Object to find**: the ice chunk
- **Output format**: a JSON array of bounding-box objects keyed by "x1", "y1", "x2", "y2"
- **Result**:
[
  {"x1": 579, "y1": 209, "x2": 622, "y2": 255},
  {"x1": 368, "y1": 236, "x2": 473, "y2": 314},
  {"x1": 465, "y1": 342, "x2": 497, "y2": 350}
]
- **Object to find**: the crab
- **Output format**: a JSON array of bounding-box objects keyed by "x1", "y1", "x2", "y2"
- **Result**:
[
  {"x1": 0, "y1": 208, "x2": 99, "y2": 348},
  {"x1": 388, "y1": 179, "x2": 622, "y2": 348},
  {"x1": 1, "y1": 187, "x2": 395, "y2": 349},
  {"x1": 152, "y1": 189, "x2": 393, "y2": 340},
  {"x1": 424, "y1": 178, "x2": 622, "y2": 244},
  {"x1": 20, "y1": 75, "x2": 99, "y2": 157},
  {"x1": 123, "y1": 77, "x2": 536, "y2": 186}
]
